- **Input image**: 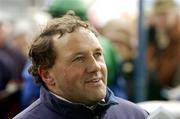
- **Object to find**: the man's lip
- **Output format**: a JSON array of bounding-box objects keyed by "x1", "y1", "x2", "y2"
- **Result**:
[{"x1": 85, "y1": 78, "x2": 102, "y2": 83}]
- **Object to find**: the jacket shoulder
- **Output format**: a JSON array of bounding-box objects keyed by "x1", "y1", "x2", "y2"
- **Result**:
[
  {"x1": 103, "y1": 97, "x2": 149, "y2": 119},
  {"x1": 13, "y1": 99, "x2": 41, "y2": 119}
]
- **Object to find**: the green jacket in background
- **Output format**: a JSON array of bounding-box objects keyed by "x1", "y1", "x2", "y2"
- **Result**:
[{"x1": 98, "y1": 36, "x2": 121, "y2": 86}]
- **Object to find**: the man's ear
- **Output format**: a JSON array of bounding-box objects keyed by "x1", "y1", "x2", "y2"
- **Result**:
[{"x1": 38, "y1": 66, "x2": 55, "y2": 85}]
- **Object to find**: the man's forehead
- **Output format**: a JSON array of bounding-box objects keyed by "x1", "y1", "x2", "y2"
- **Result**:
[
  {"x1": 53, "y1": 27, "x2": 99, "y2": 45},
  {"x1": 78, "y1": 27, "x2": 91, "y2": 33},
  {"x1": 52, "y1": 27, "x2": 103, "y2": 53},
  {"x1": 52, "y1": 27, "x2": 94, "y2": 39}
]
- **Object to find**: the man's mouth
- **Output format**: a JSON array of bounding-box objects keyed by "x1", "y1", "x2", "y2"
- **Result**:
[
  {"x1": 85, "y1": 78, "x2": 103, "y2": 87},
  {"x1": 86, "y1": 78, "x2": 101, "y2": 83}
]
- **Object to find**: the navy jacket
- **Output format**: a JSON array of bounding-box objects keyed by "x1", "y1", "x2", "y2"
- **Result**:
[{"x1": 14, "y1": 86, "x2": 148, "y2": 119}]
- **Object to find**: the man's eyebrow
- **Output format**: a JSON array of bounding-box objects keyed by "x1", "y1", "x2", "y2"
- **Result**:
[
  {"x1": 68, "y1": 52, "x2": 85, "y2": 59},
  {"x1": 73, "y1": 52, "x2": 84, "y2": 56},
  {"x1": 95, "y1": 48, "x2": 103, "y2": 52},
  {"x1": 67, "y1": 47, "x2": 103, "y2": 57}
]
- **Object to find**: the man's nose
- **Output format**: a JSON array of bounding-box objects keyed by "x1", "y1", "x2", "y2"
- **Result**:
[{"x1": 86, "y1": 56, "x2": 101, "y2": 73}]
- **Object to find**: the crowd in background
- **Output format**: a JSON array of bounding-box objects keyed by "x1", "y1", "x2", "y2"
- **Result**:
[{"x1": 0, "y1": 0, "x2": 180, "y2": 118}]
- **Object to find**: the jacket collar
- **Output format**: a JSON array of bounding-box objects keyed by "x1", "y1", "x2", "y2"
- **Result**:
[{"x1": 40, "y1": 86, "x2": 118, "y2": 118}]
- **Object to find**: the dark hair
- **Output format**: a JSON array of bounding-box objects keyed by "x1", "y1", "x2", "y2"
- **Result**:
[{"x1": 28, "y1": 11, "x2": 98, "y2": 84}]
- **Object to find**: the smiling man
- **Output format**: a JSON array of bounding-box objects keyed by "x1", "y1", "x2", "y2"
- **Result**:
[
  {"x1": 45, "y1": 24, "x2": 107, "y2": 105},
  {"x1": 13, "y1": 11, "x2": 148, "y2": 119}
]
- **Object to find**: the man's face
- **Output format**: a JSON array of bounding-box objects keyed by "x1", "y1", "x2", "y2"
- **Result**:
[{"x1": 48, "y1": 27, "x2": 107, "y2": 105}]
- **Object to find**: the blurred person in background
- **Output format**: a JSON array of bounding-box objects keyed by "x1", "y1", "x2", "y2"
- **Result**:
[
  {"x1": 14, "y1": 11, "x2": 148, "y2": 119},
  {"x1": 11, "y1": 10, "x2": 51, "y2": 109},
  {"x1": 0, "y1": 20, "x2": 16, "y2": 90},
  {"x1": 101, "y1": 19, "x2": 136, "y2": 102},
  {"x1": 12, "y1": 18, "x2": 41, "y2": 109},
  {"x1": 0, "y1": 17, "x2": 26, "y2": 90},
  {"x1": 146, "y1": 0, "x2": 180, "y2": 100},
  {"x1": 0, "y1": 13, "x2": 26, "y2": 119}
]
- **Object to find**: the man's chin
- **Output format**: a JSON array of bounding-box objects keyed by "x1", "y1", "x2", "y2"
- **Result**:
[{"x1": 89, "y1": 88, "x2": 106, "y2": 101}]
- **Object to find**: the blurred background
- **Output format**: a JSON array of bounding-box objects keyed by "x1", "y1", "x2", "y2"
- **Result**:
[{"x1": 0, "y1": 0, "x2": 179, "y2": 118}]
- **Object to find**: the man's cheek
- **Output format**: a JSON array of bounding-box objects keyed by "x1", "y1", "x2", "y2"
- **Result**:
[{"x1": 63, "y1": 66, "x2": 84, "y2": 80}]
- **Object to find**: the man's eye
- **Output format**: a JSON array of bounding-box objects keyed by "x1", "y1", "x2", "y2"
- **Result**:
[
  {"x1": 94, "y1": 52, "x2": 102, "y2": 59},
  {"x1": 73, "y1": 57, "x2": 84, "y2": 62}
]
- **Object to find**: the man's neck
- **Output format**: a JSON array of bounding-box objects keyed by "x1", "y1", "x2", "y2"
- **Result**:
[
  {"x1": 50, "y1": 91, "x2": 73, "y2": 103},
  {"x1": 50, "y1": 91, "x2": 105, "y2": 107}
]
